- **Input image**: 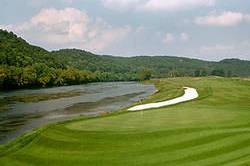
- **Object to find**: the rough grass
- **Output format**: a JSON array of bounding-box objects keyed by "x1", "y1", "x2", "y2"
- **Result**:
[{"x1": 0, "y1": 77, "x2": 250, "y2": 166}]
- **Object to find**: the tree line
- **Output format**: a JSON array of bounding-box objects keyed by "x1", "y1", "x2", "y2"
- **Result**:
[{"x1": 0, "y1": 64, "x2": 150, "y2": 89}]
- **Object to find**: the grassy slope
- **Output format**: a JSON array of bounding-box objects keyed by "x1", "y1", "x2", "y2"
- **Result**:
[{"x1": 0, "y1": 77, "x2": 250, "y2": 166}]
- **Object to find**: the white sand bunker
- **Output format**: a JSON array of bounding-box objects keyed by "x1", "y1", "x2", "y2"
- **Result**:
[{"x1": 128, "y1": 87, "x2": 199, "y2": 111}]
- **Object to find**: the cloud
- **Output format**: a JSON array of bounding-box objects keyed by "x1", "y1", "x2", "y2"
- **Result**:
[
  {"x1": 102, "y1": 0, "x2": 215, "y2": 11},
  {"x1": 199, "y1": 41, "x2": 250, "y2": 60},
  {"x1": 142, "y1": 0, "x2": 215, "y2": 11},
  {"x1": 162, "y1": 32, "x2": 190, "y2": 45},
  {"x1": 102, "y1": 0, "x2": 141, "y2": 10},
  {"x1": 28, "y1": 0, "x2": 76, "y2": 7},
  {"x1": 195, "y1": 11, "x2": 250, "y2": 27},
  {"x1": 245, "y1": 15, "x2": 250, "y2": 22},
  {"x1": 1, "y1": 8, "x2": 131, "y2": 51},
  {"x1": 200, "y1": 44, "x2": 234, "y2": 53},
  {"x1": 162, "y1": 33, "x2": 175, "y2": 44},
  {"x1": 180, "y1": 32, "x2": 189, "y2": 42}
]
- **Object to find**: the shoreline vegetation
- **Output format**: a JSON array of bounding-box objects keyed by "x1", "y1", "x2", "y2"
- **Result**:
[
  {"x1": 0, "y1": 77, "x2": 250, "y2": 165},
  {"x1": 1, "y1": 29, "x2": 250, "y2": 91}
]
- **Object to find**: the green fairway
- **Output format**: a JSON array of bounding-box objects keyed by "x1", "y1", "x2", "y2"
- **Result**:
[{"x1": 1, "y1": 77, "x2": 250, "y2": 165}]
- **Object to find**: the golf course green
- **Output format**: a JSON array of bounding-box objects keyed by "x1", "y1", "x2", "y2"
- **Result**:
[{"x1": 0, "y1": 77, "x2": 250, "y2": 165}]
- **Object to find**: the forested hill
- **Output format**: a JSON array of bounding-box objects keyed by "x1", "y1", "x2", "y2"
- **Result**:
[
  {"x1": 52, "y1": 49, "x2": 210, "y2": 77},
  {"x1": 51, "y1": 49, "x2": 250, "y2": 77},
  {"x1": 1, "y1": 29, "x2": 250, "y2": 89}
]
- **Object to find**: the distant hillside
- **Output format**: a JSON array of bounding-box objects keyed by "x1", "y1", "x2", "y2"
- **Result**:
[
  {"x1": 52, "y1": 49, "x2": 250, "y2": 77},
  {"x1": 217, "y1": 59, "x2": 250, "y2": 76},
  {"x1": 0, "y1": 29, "x2": 250, "y2": 89},
  {"x1": 0, "y1": 30, "x2": 64, "y2": 68}
]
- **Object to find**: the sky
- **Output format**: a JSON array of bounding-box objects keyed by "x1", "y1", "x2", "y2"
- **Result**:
[{"x1": 0, "y1": 0, "x2": 250, "y2": 61}]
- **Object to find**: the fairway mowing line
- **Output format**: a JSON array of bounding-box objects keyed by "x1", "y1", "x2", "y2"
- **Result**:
[{"x1": 128, "y1": 87, "x2": 199, "y2": 111}]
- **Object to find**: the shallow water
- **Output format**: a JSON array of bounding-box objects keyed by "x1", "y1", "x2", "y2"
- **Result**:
[{"x1": 0, "y1": 82, "x2": 155, "y2": 144}]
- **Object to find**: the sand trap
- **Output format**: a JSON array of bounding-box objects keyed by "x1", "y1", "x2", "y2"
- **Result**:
[{"x1": 128, "y1": 87, "x2": 199, "y2": 111}]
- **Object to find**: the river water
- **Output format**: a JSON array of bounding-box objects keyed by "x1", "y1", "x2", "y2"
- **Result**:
[{"x1": 0, "y1": 82, "x2": 155, "y2": 144}]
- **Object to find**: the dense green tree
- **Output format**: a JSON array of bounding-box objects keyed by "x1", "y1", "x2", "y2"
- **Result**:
[
  {"x1": 168, "y1": 70, "x2": 180, "y2": 78},
  {"x1": 201, "y1": 69, "x2": 208, "y2": 77},
  {"x1": 194, "y1": 69, "x2": 209, "y2": 77},
  {"x1": 0, "y1": 66, "x2": 6, "y2": 88},
  {"x1": 194, "y1": 70, "x2": 201, "y2": 77},
  {"x1": 33, "y1": 63, "x2": 53, "y2": 87},
  {"x1": 54, "y1": 69, "x2": 65, "y2": 86},
  {"x1": 227, "y1": 70, "x2": 232, "y2": 77},
  {"x1": 6, "y1": 66, "x2": 23, "y2": 87},
  {"x1": 211, "y1": 69, "x2": 226, "y2": 77},
  {"x1": 137, "y1": 69, "x2": 152, "y2": 81},
  {"x1": 22, "y1": 66, "x2": 37, "y2": 86}
]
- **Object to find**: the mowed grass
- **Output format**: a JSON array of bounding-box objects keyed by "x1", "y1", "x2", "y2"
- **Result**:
[{"x1": 1, "y1": 77, "x2": 250, "y2": 166}]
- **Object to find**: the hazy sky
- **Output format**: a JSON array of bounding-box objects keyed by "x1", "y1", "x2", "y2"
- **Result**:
[{"x1": 0, "y1": 0, "x2": 250, "y2": 61}]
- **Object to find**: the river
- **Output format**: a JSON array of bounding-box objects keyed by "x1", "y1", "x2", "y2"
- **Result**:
[{"x1": 0, "y1": 82, "x2": 155, "y2": 144}]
